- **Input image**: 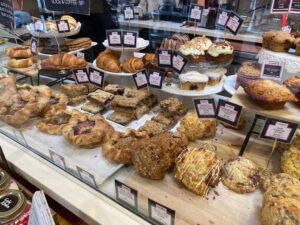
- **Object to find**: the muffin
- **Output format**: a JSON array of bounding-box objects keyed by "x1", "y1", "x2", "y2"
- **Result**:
[
  {"x1": 235, "y1": 61, "x2": 261, "y2": 89},
  {"x1": 179, "y1": 71, "x2": 208, "y2": 90},
  {"x1": 295, "y1": 38, "x2": 300, "y2": 55},
  {"x1": 204, "y1": 67, "x2": 227, "y2": 86},
  {"x1": 179, "y1": 36, "x2": 212, "y2": 64},
  {"x1": 206, "y1": 40, "x2": 234, "y2": 63},
  {"x1": 262, "y1": 31, "x2": 295, "y2": 52}
]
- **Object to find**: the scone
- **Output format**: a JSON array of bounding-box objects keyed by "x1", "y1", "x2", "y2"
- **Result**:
[
  {"x1": 177, "y1": 113, "x2": 217, "y2": 141},
  {"x1": 174, "y1": 148, "x2": 221, "y2": 196},
  {"x1": 262, "y1": 31, "x2": 295, "y2": 52},
  {"x1": 179, "y1": 71, "x2": 208, "y2": 90},
  {"x1": 284, "y1": 76, "x2": 300, "y2": 106},
  {"x1": 235, "y1": 61, "x2": 261, "y2": 89},
  {"x1": 261, "y1": 172, "x2": 300, "y2": 191},
  {"x1": 222, "y1": 157, "x2": 261, "y2": 193},
  {"x1": 281, "y1": 148, "x2": 300, "y2": 180}
]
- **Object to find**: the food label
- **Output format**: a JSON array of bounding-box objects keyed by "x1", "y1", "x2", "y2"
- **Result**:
[
  {"x1": 194, "y1": 98, "x2": 216, "y2": 118},
  {"x1": 44, "y1": 0, "x2": 90, "y2": 15},
  {"x1": 123, "y1": 5, "x2": 135, "y2": 20},
  {"x1": 123, "y1": 31, "x2": 138, "y2": 48},
  {"x1": 31, "y1": 38, "x2": 38, "y2": 55},
  {"x1": 115, "y1": 180, "x2": 138, "y2": 210},
  {"x1": 261, "y1": 60, "x2": 284, "y2": 81},
  {"x1": 216, "y1": 9, "x2": 230, "y2": 27},
  {"x1": 133, "y1": 70, "x2": 148, "y2": 89},
  {"x1": 157, "y1": 50, "x2": 172, "y2": 68},
  {"x1": 290, "y1": 0, "x2": 300, "y2": 13},
  {"x1": 147, "y1": 70, "x2": 165, "y2": 89},
  {"x1": 49, "y1": 150, "x2": 66, "y2": 170},
  {"x1": 89, "y1": 67, "x2": 104, "y2": 87},
  {"x1": 0, "y1": 0, "x2": 14, "y2": 30},
  {"x1": 216, "y1": 99, "x2": 242, "y2": 127},
  {"x1": 56, "y1": 20, "x2": 70, "y2": 33},
  {"x1": 34, "y1": 19, "x2": 45, "y2": 32},
  {"x1": 77, "y1": 167, "x2": 97, "y2": 188},
  {"x1": 260, "y1": 118, "x2": 298, "y2": 143},
  {"x1": 148, "y1": 199, "x2": 175, "y2": 225},
  {"x1": 271, "y1": 0, "x2": 291, "y2": 13},
  {"x1": 172, "y1": 52, "x2": 188, "y2": 73},
  {"x1": 106, "y1": 30, "x2": 122, "y2": 47},
  {"x1": 189, "y1": 4, "x2": 203, "y2": 22},
  {"x1": 226, "y1": 12, "x2": 243, "y2": 35},
  {"x1": 73, "y1": 69, "x2": 89, "y2": 83},
  {"x1": 77, "y1": 52, "x2": 85, "y2": 59}
]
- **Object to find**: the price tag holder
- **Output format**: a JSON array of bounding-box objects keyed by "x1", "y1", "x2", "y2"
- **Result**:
[
  {"x1": 123, "y1": 31, "x2": 138, "y2": 48},
  {"x1": 56, "y1": 20, "x2": 70, "y2": 33},
  {"x1": 226, "y1": 12, "x2": 243, "y2": 35},
  {"x1": 261, "y1": 60, "x2": 284, "y2": 81},
  {"x1": 34, "y1": 19, "x2": 45, "y2": 32},
  {"x1": 73, "y1": 69, "x2": 89, "y2": 83},
  {"x1": 193, "y1": 98, "x2": 216, "y2": 118},
  {"x1": 115, "y1": 180, "x2": 138, "y2": 210},
  {"x1": 106, "y1": 30, "x2": 123, "y2": 47},
  {"x1": 157, "y1": 50, "x2": 172, "y2": 68},
  {"x1": 147, "y1": 70, "x2": 165, "y2": 89},
  {"x1": 89, "y1": 67, "x2": 104, "y2": 87},
  {"x1": 172, "y1": 51, "x2": 188, "y2": 73},
  {"x1": 49, "y1": 150, "x2": 66, "y2": 170},
  {"x1": 289, "y1": 0, "x2": 300, "y2": 13},
  {"x1": 13, "y1": 129, "x2": 27, "y2": 146},
  {"x1": 271, "y1": 0, "x2": 290, "y2": 13},
  {"x1": 148, "y1": 199, "x2": 175, "y2": 225},
  {"x1": 133, "y1": 70, "x2": 148, "y2": 89},
  {"x1": 260, "y1": 118, "x2": 298, "y2": 143},
  {"x1": 77, "y1": 167, "x2": 97, "y2": 188},
  {"x1": 31, "y1": 38, "x2": 38, "y2": 55},
  {"x1": 216, "y1": 8, "x2": 230, "y2": 27},
  {"x1": 123, "y1": 5, "x2": 135, "y2": 20},
  {"x1": 189, "y1": 4, "x2": 203, "y2": 22},
  {"x1": 216, "y1": 99, "x2": 243, "y2": 127}
]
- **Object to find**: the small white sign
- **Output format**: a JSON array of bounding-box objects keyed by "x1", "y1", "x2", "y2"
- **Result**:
[
  {"x1": 74, "y1": 69, "x2": 89, "y2": 83},
  {"x1": 89, "y1": 68, "x2": 104, "y2": 87},
  {"x1": 49, "y1": 150, "x2": 66, "y2": 170},
  {"x1": 218, "y1": 104, "x2": 238, "y2": 123},
  {"x1": 56, "y1": 20, "x2": 70, "y2": 32},
  {"x1": 197, "y1": 101, "x2": 215, "y2": 116},
  {"x1": 133, "y1": 70, "x2": 148, "y2": 89},
  {"x1": 261, "y1": 60, "x2": 284, "y2": 81},
  {"x1": 77, "y1": 167, "x2": 97, "y2": 187},
  {"x1": 226, "y1": 16, "x2": 240, "y2": 32},
  {"x1": 151, "y1": 204, "x2": 172, "y2": 225},
  {"x1": 265, "y1": 122, "x2": 292, "y2": 141},
  {"x1": 109, "y1": 32, "x2": 122, "y2": 45},
  {"x1": 217, "y1": 10, "x2": 229, "y2": 26},
  {"x1": 34, "y1": 20, "x2": 44, "y2": 32},
  {"x1": 124, "y1": 6, "x2": 135, "y2": 20},
  {"x1": 77, "y1": 52, "x2": 85, "y2": 59},
  {"x1": 189, "y1": 5, "x2": 203, "y2": 21},
  {"x1": 149, "y1": 72, "x2": 162, "y2": 86}
]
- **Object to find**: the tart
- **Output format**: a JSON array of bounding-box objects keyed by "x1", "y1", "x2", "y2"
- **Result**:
[
  {"x1": 262, "y1": 31, "x2": 295, "y2": 52},
  {"x1": 42, "y1": 92, "x2": 68, "y2": 116},
  {"x1": 179, "y1": 71, "x2": 208, "y2": 90},
  {"x1": 62, "y1": 110, "x2": 114, "y2": 148},
  {"x1": 243, "y1": 79, "x2": 297, "y2": 110},
  {"x1": 206, "y1": 40, "x2": 234, "y2": 63}
]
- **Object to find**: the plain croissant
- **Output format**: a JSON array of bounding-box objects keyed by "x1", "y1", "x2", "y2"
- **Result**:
[{"x1": 41, "y1": 53, "x2": 87, "y2": 70}]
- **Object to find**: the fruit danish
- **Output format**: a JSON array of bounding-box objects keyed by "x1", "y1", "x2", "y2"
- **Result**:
[{"x1": 42, "y1": 92, "x2": 69, "y2": 116}]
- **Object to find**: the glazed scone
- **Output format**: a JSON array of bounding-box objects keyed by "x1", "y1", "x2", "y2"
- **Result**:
[
  {"x1": 204, "y1": 67, "x2": 227, "y2": 86},
  {"x1": 281, "y1": 148, "x2": 300, "y2": 180},
  {"x1": 177, "y1": 113, "x2": 217, "y2": 141},
  {"x1": 222, "y1": 157, "x2": 261, "y2": 193},
  {"x1": 261, "y1": 172, "x2": 300, "y2": 191},
  {"x1": 262, "y1": 30, "x2": 295, "y2": 52},
  {"x1": 179, "y1": 71, "x2": 208, "y2": 90},
  {"x1": 174, "y1": 148, "x2": 221, "y2": 196}
]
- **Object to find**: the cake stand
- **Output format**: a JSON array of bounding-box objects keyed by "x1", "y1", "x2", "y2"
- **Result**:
[{"x1": 92, "y1": 60, "x2": 133, "y2": 77}]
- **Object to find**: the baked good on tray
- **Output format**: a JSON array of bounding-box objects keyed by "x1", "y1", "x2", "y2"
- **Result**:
[
  {"x1": 261, "y1": 172, "x2": 300, "y2": 191},
  {"x1": 96, "y1": 49, "x2": 121, "y2": 73},
  {"x1": 138, "y1": 120, "x2": 167, "y2": 137},
  {"x1": 8, "y1": 58, "x2": 33, "y2": 68},
  {"x1": 177, "y1": 113, "x2": 217, "y2": 141},
  {"x1": 62, "y1": 110, "x2": 114, "y2": 148},
  {"x1": 222, "y1": 156, "x2": 260, "y2": 193},
  {"x1": 81, "y1": 102, "x2": 104, "y2": 114},
  {"x1": 42, "y1": 92, "x2": 68, "y2": 116},
  {"x1": 243, "y1": 79, "x2": 297, "y2": 110},
  {"x1": 205, "y1": 67, "x2": 227, "y2": 86},
  {"x1": 122, "y1": 57, "x2": 144, "y2": 73},
  {"x1": 160, "y1": 97, "x2": 187, "y2": 118},
  {"x1": 262, "y1": 31, "x2": 295, "y2": 52},
  {"x1": 179, "y1": 71, "x2": 208, "y2": 90},
  {"x1": 87, "y1": 89, "x2": 114, "y2": 107},
  {"x1": 206, "y1": 40, "x2": 234, "y2": 63},
  {"x1": 235, "y1": 61, "x2": 261, "y2": 89},
  {"x1": 131, "y1": 131, "x2": 188, "y2": 180},
  {"x1": 5, "y1": 46, "x2": 33, "y2": 59},
  {"x1": 107, "y1": 111, "x2": 134, "y2": 125},
  {"x1": 102, "y1": 129, "x2": 149, "y2": 164},
  {"x1": 64, "y1": 37, "x2": 92, "y2": 51},
  {"x1": 160, "y1": 33, "x2": 190, "y2": 51},
  {"x1": 104, "y1": 84, "x2": 125, "y2": 95},
  {"x1": 174, "y1": 148, "x2": 221, "y2": 196},
  {"x1": 284, "y1": 76, "x2": 300, "y2": 106},
  {"x1": 61, "y1": 83, "x2": 89, "y2": 98},
  {"x1": 41, "y1": 53, "x2": 87, "y2": 70}
]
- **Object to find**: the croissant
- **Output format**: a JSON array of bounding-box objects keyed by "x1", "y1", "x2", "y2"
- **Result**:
[
  {"x1": 96, "y1": 49, "x2": 121, "y2": 73},
  {"x1": 122, "y1": 57, "x2": 144, "y2": 73},
  {"x1": 41, "y1": 53, "x2": 87, "y2": 70},
  {"x1": 8, "y1": 58, "x2": 33, "y2": 68}
]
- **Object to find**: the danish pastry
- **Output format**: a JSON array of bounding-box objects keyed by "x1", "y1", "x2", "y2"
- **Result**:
[
  {"x1": 5, "y1": 46, "x2": 33, "y2": 58},
  {"x1": 102, "y1": 129, "x2": 148, "y2": 164},
  {"x1": 8, "y1": 58, "x2": 33, "y2": 68},
  {"x1": 96, "y1": 49, "x2": 121, "y2": 73},
  {"x1": 62, "y1": 110, "x2": 114, "y2": 148},
  {"x1": 42, "y1": 92, "x2": 68, "y2": 116},
  {"x1": 41, "y1": 53, "x2": 87, "y2": 70}
]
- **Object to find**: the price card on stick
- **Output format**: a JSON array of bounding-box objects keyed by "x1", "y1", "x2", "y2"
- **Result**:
[
  {"x1": 56, "y1": 20, "x2": 70, "y2": 33},
  {"x1": 133, "y1": 70, "x2": 148, "y2": 89},
  {"x1": 226, "y1": 12, "x2": 243, "y2": 35},
  {"x1": 34, "y1": 19, "x2": 45, "y2": 32},
  {"x1": 77, "y1": 167, "x2": 97, "y2": 188},
  {"x1": 73, "y1": 69, "x2": 89, "y2": 83},
  {"x1": 261, "y1": 60, "x2": 284, "y2": 81},
  {"x1": 147, "y1": 70, "x2": 165, "y2": 89},
  {"x1": 193, "y1": 98, "x2": 216, "y2": 118},
  {"x1": 123, "y1": 5, "x2": 135, "y2": 20},
  {"x1": 31, "y1": 38, "x2": 38, "y2": 55},
  {"x1": 77, "y1": 52, "x2": 85, "y2": 59},
  {"x1": 44, "y1": 0, "x2": 90, "y2": 15},
  {"x1": 271, "y1": 0, "x2": 291, "y2": 13},
  {"x1": 172, "y1": 51, "x2": 188, "y2": 73},
  {"x1": 216, "y1": 8, "x2": 230, "y2": 27},
  {"x1": 123, "y1": 31, "x2": 138, "y2": 48},
  {"x1": 148, "y1": 199, "x2": 175, "y2": 225},
  {"x1": 115, "y1": 180, "x2": 138, "y2": 210},
  {"x1": 89, "y1": 67, "x2": 104, "y2": 87},
  {"x1": 49, "y1": 150, "x2": 66, "y2": 170},
  {"x1": 289, "y1": 0, "x2": 300, "y2": 13},
  {"x1": 106, "y1": 30, "x2": 122, "y2": 47},
  {"x1": 157, "y1": 50, "x2": 172, "y2": 68},
  {"x1": 189, "y1": 4, "x2": 203, "y2": 22},
  {"x1": 216, "y1": 99, "x2": 243, "y2": 127},
  {"x1": 260, "y1": 118, "x2": 298, "y2": 143}
]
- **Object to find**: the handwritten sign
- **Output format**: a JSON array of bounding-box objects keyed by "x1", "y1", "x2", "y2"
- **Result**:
[
  {"x1": 261, "y1": 60, "x2": 284, "y2": 81},
  {"x1": 123, "y1": 5, "x2": 135, "y2": 20},
  {"x1": 157, "y1": 50, "x2": 172, "y2": 68},
  {"x1": 189, "y1": 4, "x2": 203, "y2": 22},
  {"x1": 73, "y1": 69, "x2": 89, "y2": 83},
  {"x1": 44, "y1": 0, "x2": 90, "y2": 15},
  {"x1": 106, "y1": 30, "x2": 122, "y2": 47},
  {"x1": 56, "y1": 20, "x2": 70, "y2": 33},
  {"x1": 123, "y1": 31, "x2": 138, "y2": 48},
  {"x1": 89, "y1": 67, "x2": 104, "y2": 87}
]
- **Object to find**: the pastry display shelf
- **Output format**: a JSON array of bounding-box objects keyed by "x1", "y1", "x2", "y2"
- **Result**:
[{"x1": 92, "y1": 60, "x2": 133, "y2": 76}]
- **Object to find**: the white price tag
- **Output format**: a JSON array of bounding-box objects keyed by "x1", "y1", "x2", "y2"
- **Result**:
[
  {"x1": 31, "y1": 38, "x2": 38, "y2": 55},
  {"x1": 77, "y1": 52, "x2": 85, "y2": 59},
  {"x1": 123, "y1": 5, "x2": 135, "y2": 20},
  {"x1": 34, "y1": 20, "x2": 44, "y2": 32},
  {"x1": 189, "y1": 4, "x2": 203, "y2": 21},
  {"x1": 218, "y1": 104, "x2": 238, "y2": 122},
  {"x1": 149, "y1": 73, "x2": 162, "y2": 86},
  {"x1": 74, "y1": 69, "x2": 89, "y2": 83},
  {"x1": 123, "y1": 33, "x2": 135, "y2": 46},
  {"x1": 49, "y1": 150, "x2": 66, "y2": 170},
  {"x1": 109, "y1": 32, "x2": 122, "y2": 45},
  {"x1": 217, "y1": 10, "x2": 229, "y2": 26},
  {"x1": 216, "y1": 99, "x2": 242, "y2": 127},
  {"x1": 56, "y1": 20, "x2": 70, "y2": 33},
  {"x1": 77, "y1": 167, "x2": 97, "y2": 187},
  {"x1": 261, "y1": 60, "x2": 284, "y2": 81},
  {"x1": 149, "y1": 200, "x2": 175, "y2": 225},
  {"x1": 133, "y1": 70, "x2": 148, "y2": 89},
  {"x1": 89, "y1": 68, "x2": 104, "y2": 87},
  {"x1": 115, "y1": 180, "x2": 137, "y2": 209}
]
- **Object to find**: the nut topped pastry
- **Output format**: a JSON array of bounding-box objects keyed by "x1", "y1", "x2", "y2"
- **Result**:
[
  {"x1": 243, "y1": 79, "x2": 297, "y2": 110},
  {"x1": 262, "y1": 31, "x2": 295, "y2": 52},
  {"x1": 222, "y1": 156, "x2": 261, "y2": 193},
  {"x1": 174, "y1": 148, "x2": 221, "y2": 196},
  {"x1": 206, "y1": 40, "x2": 234, "y2": 63},
  {"x1": 260, "y1": 172, "x2": 300, "y2": 191}
]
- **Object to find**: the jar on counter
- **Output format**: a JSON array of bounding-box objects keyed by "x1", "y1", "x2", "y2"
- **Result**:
[
  {"x1": 0, "y1": 190, "x2": 31, "y2": 225},
  {"x1": 0, "y1": 170, "x2": 18, "y2": 193},
  {"x1": 235, "y1": 61, "x2": 261, "y2": 89}
]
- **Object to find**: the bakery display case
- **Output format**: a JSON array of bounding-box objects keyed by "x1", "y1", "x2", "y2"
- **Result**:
[{"x1": 0, "y1": 1, "x2": 300, "y2": 225}]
